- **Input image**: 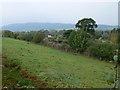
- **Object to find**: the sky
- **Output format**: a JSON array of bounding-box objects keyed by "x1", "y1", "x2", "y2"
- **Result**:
[{"x1": 0, "y1": 0, "x2": 119, "y2": 26}]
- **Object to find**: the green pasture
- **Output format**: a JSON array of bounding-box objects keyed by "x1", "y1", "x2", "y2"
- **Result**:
[{"x1": 2, "y1": 38, "x2": 115, "y2": 88}]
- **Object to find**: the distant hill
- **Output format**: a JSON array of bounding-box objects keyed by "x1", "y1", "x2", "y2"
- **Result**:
[
  {"x1": 1, "y1": 22, "x2": 117, "y2": 31},
  {"x1": 96, "y1": 24, "x2": 117, "y2": 31}
]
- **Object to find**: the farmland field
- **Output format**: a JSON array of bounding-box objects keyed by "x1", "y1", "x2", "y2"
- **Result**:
[{"x1": 2, "y1": 37, "x2": 115, "y2": 88}]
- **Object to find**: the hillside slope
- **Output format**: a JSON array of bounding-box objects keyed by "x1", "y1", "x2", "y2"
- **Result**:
[{"x1": 2, "y1": 38, "x2": 115, "y2": 88}]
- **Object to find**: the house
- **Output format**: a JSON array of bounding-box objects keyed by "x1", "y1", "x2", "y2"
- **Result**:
[{"x1": 47, "y1": 34, "x2": 54, "y2": 38}]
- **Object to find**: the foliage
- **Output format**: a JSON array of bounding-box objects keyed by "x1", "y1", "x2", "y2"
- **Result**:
[
  {"x1": 110, "y1": 29, "x2": 118, "y2": 44},
  {"x1": 113, "y1": 55, "x2": 118, "y2": 62},
  {"x1": 17, "y1": 35, "x2": 33, "y2": 41},
  {"x1": 111, "y1": 28, "x2": 120, "y2": 63},
  {"x1": 118, "y1": 28, "x2": 120, "y2": 63},
  {"x1": 42, "y1": 30, "x2": 49, "y2": 36},
  {"x1": 95, "y1": 30, "x2": 111, "y2": 41},
  {"x1": 68, "y1": 30, "x2": 89, "y2": 52},
  {"x1": 56, "y1": 35, "x2": 64, "y2": 43},
  {"x1": 14, "y1": 33, "x2": 19, "y2": 39},
  {"x1": 102, "y1": 32, "x2": 110, "y2": 40},
  {"x1": 2, "y1": 30, "x2": 14, "y2": 38},
  {"x1": 63, "y1": 30, "x2": 73, "y2": 39},
  {"x1": 32, "y1": 31, "x2": 45, "y2": 43},
  {"x1": 107, "y1": 71, "x2": 115, "y2": 85},
  {"x1": 88, "y1": 42, "x2": 115, "y2": 60},
  {"x1": 75, "y1": 18, "x2": 97, "y2": 35},
  {"x1": 95, "y1": 31, "x2": 103, "y2": 39}
]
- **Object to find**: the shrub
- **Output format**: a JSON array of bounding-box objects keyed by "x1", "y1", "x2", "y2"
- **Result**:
[
  {"x1": 68, "y1": 30, "x2": 89, "y2": 52},
  {"x1": 24, "y1": 35, "x2": 33, "y2": 41},
  {"x1": 63, "y1": 30, "x2": 73, "y2": 39},
  {"x1": 88, "y1": 42, "x2": 115, "y2": 61},
  {"x1": 2, "y1": 30, "x2": 14, "y2": 38},
  {"x1": 32, "y1": 31, "x2": 45, "y2": 43},
  {"x1": 14, "y1": 33, "x2": 19, "y2": 39},
  {"x1": 17, "y1": 35, "x2": 33, "y2": 41}
]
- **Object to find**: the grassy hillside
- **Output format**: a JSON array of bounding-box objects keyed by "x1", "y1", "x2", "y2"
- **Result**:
[{"x1": 2, "y1": 38, "x2": 115, "y2": 88}]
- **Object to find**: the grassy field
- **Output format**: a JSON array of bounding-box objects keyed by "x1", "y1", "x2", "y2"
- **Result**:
[{"x1": 2, "y1": 37, "x2": 115, "y2": 88}]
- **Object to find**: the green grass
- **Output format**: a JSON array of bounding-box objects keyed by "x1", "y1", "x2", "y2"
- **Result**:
[
  {"x1": 2, "y1": 37, "x2": 115, "y2": 88},
  {"x1": 2, "y1": 57, "x2": 35, "y2": 88}
]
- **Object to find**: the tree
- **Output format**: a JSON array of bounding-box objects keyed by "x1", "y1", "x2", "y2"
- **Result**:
[
  {"x1": 95, "y1": 31, "x2": 102, "y2": 39},
  {"x1": 43, "y1": 30, "x2": 49, "y2": 36},
  {"x1": 14, "y1": 33, "x2": 19, "y2": 39},
  {"x1": 75, "y1": 18, "x2": 97, "y2": 35},
  {"x1": 68, "y1": 18, "x2": 97, "y2": 52},
  {"x1": 68, "y1": 30, "x2": 89, "y2": 52},
  {"x1": 32, "y1": 31, "x2": 45, "y2": 43},
  {"x1": 68, "y1": 30, "x2": 76, "y2": 50},
  {"x1": 17, "y1": 35, "x2": 33, "y2": 41},
  {"x1": 110, "y1": 28, "x2": 119, "y2": 46},
  {"x1": 63, "y1": 30, "x2": 73, "y2": 39},
  {"x1": 2, "y1": 30, "x2": 14, "y2": 38}
]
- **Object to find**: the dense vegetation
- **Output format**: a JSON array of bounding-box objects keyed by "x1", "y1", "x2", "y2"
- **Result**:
[{"x1": 88, "y1": 42, "x2": 115, "y2": 60}]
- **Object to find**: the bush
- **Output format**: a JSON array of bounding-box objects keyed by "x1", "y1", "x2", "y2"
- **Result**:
[
  {"x1": 68, "y1": 30, "x2": 89, "y2": 52},
  {"x1": 2, "y1": 30, "x2": 14, "y2": 38},
  {"x1": 14, "y1": 33, "x2": 19, "y2": 39},
  {"x1": 88, "y1": 42, "x2": 115, "y2": 61},
  {"x1": 24, "y1": 35, "x2": 33, "y2": 41},
  {"x1": 32, "y1": 31, "x2": 45, "y2": 43},
  {"x1": 17, "y1": 35, "x2": 33, "y2": 41},
  {"x1": 63, "y1": 30, "x2": 73, "y2": 39}
]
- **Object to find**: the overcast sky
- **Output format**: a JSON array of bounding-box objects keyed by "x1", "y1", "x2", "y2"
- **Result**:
[{"x1": 0, "y1": 0, "x2": 118, "y2": 26}]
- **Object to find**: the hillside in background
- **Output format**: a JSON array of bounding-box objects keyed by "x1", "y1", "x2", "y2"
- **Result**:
[{"x1": 1, "y1": 22, "x2": 117, "y2": 31}]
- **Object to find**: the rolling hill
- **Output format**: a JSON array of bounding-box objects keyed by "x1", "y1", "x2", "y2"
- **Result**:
[
  {"x1": 2, "y1": 37, "x2": 115, "y2": 88},
  {"x1": 1, "y1": 22, "x2": 117, "y2": 31}
]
